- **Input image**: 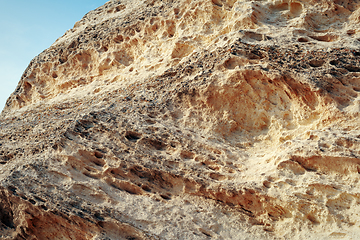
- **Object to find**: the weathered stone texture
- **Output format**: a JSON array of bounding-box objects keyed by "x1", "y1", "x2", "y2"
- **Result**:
[{"x1": 1, "y1": 0, "x2": 360, "y2": 239}]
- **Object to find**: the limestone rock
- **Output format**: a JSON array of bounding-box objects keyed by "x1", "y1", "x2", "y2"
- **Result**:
[{"x1": 1, "y1": 0, "x2": 360, "y2": 239}]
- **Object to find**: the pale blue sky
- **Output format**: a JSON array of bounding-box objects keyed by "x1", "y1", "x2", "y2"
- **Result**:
[{"x1": 0, "y1": 0, "x2": 108, "y2": 112}]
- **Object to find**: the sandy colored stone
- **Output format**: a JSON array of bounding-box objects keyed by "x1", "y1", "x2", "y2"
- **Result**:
[{"x1": 1, "y1": 0, "x2": 360, "y2": 239}]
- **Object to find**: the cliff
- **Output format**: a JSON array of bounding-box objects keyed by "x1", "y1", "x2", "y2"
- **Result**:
[{"x1": 1, "y1": 0, "x2": 360, "y2": 239}]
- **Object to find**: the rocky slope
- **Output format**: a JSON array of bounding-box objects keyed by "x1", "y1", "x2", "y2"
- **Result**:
[{"x1": 1, "y1": 0, "x2": 360, "y2": 239}]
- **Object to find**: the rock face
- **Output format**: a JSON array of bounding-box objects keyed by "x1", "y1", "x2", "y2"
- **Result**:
[{"x1": 1, "y1": 0, "x2": 360, "y2": 239}]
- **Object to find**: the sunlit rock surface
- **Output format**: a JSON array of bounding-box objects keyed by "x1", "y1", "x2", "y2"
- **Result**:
[{"x1": 1, "y1": 0, "x2": 360, "y2": 239}]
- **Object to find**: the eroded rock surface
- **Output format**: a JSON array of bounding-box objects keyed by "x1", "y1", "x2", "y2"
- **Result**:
[{"x1": 1, "y1": 0, "x2": 360, "y2": 239}]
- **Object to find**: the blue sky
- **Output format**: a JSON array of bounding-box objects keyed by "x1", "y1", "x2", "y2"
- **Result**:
[{"x1": 0, "y1": 0, "x2": 108, "y2": 112}]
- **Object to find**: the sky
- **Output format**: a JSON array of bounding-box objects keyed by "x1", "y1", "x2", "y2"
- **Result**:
[{"x1": 0, "y1": 0, "x2": 108, "y2": 112}]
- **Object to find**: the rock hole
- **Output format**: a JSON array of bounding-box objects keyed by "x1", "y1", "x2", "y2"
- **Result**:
[
  {"x1": 92, "y1": 158, "x2": 105, "y2": 167},
  {"x1": 123, "y1": 188, "x2": 138, "y2": 195},
  {"x1": 345, "y1": 65, "x2": 360, "y2": 72},
  {"x1": 126, "y1": 28, "x2": 136, "y2": 36},
  {"x1": 199, "y1": 228, "x2": 212, "y2": 237},
  {"x1": 52, "y1": 72, "x2": 58, "y2": 78},
  {"x1": 130, "y1": 166, "x2": 151, "y2": 179},
  {"x1": 85, "y1": 166, "x2": 97, "y2": 173},
  {"x1": 309, "y1": 34, "x2": 338, "y2": 42},
  {"x1": 148, "y1": 139, "x2": 166, "y2": 150},
  {"x1": 329, "y1": 60, "x2": 340, "y2": 66},
  {"x1": 264, "y1": 227, "x2": 274, "y2": 232},
  {"x1": 171, "y1": 42, "x2": 194, "y2": 59},
  {"x1": 211, "y1": 0, "x2": 223, "y2": 7},
  {"x1": 263, "y1": 181, "x2": 271, "y2": 188},
  {"x1": 83, "y1": 171, "x2": 100, "y2": 179},
  {"x1": 150, "y1": 18, "x2": 156, "y2": 25},
  {"x1": 110, "y1": 183, "x2": 122, "y2": 191},
  {"x1": 353, "y1": 51, "x2": 360, "y2": 57},
  {"x1": 126, "y1": 237, "x2": 138, "y2": 240},
  {"x1": 125, "y1": 131, "x2": 141, "y2": 141},
  {"x1": 94, "y1": 212, "x2": 104, "y2": 221},
  {"x1": 166, "y1": 21, "x2": 176, "y2": 37},
  {"x1": 110, "y1": 182, "x2": 142, "y2": 195},
  {"x1": 59, "y1": 56, "x2": 68, "y2": 64},
  {"x1": 298, "y1": 37, "x2": 309, "y2": 42},
  {"x1": 100, "y1": 46, "x2": 108, "y2": 52},
  {"x1": 0, "y1": 208, "x2": 14, "y2": 229},
  {"x1": 2, "y1": 154, "x2": 14, "y2": 162},
  {"x1": 94, "y1": 151, "x2": 104, "y2": 159},
  {"x1": 23, "y1": 81, "x2": 32, "y2": 92},
  {"x1": 309, "y1": 59, "x2": 325, "y2": 67},
  {"x1": 7, "y1": 186, "x2": 16, "y2": 194},
  {"x1": 290, "y1": 2, "x2": 302, "y2": 15},
  {"x1": 115, "y1": 5, "x2": 126, "y2": 12},
  {"x1": 244, "y1": 31, "x2": 264, "y2": 41},
  {"x1": 110, "y1": 169, "x2": 125, "y2": 179},
  {"x1": 247, "y1": 49, "x2": 265, "y2": 60},
  {"x1": 146, "y1": 119, "x2": 156, "y2": 124},
  {"x1": 141, "y1": 185, "x2": 151, "y2": 192},
  {"x1": 151, "y1": 24, "x2": 159, "y2": 32},
  {"x1": 224, "y1": 57, "x2": 242, "y2": 69},
  {"x1": 292, "y1": 156, "x2": 318, "y2": 172},
  {"x1": 160, "y1": 194, "x2": 171, "y2": 200},
  {"x1": 33, "y1": 196, "x2": 46, "y2": 203},
  {"x1": 40, "y1": 205, "x2": 48, "y2": 211},
  {"x1": 272, "y1": 2, "x2": 289, "y2": 11},
  {"x1": 19, "y1": 194, "x2": 27, "y2": 200},
  {"x1": 113, "y1": 35, "x2": 124, "y2": 43},
  {"x1": 307, "y1": 214, "x2": 320, "y2": 225},
  {"x1": 77, "y1": 120, "x2": 94, "y2": 130},
  {"x1": 68, "y1": 40, "x2": 78, "y2": 49},
  {"x1": 277, "y1": 160, "x2": 306, "y2": 175},
  {"x1": 114, "y1": 50, "x2": 134, "y2": 66},
  {"x1": 209, "y1": 173, "x2": 226, "y2": 181},
  {"x1": 347, "y1": 29, "x2": 356, "y2": 35},
  {"x1": 180, "y1": 150, "x2": 195, "y2": 159}
]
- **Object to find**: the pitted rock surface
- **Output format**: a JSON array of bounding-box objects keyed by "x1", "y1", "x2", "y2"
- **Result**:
[{"x1": 2, "y1": 0, "x2": 360, "y2": 239}]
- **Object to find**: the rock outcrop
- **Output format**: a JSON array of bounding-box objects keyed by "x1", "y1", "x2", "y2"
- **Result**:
[{"x1": 1, "y1": 0, "x2": 360, "y2": 239}]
